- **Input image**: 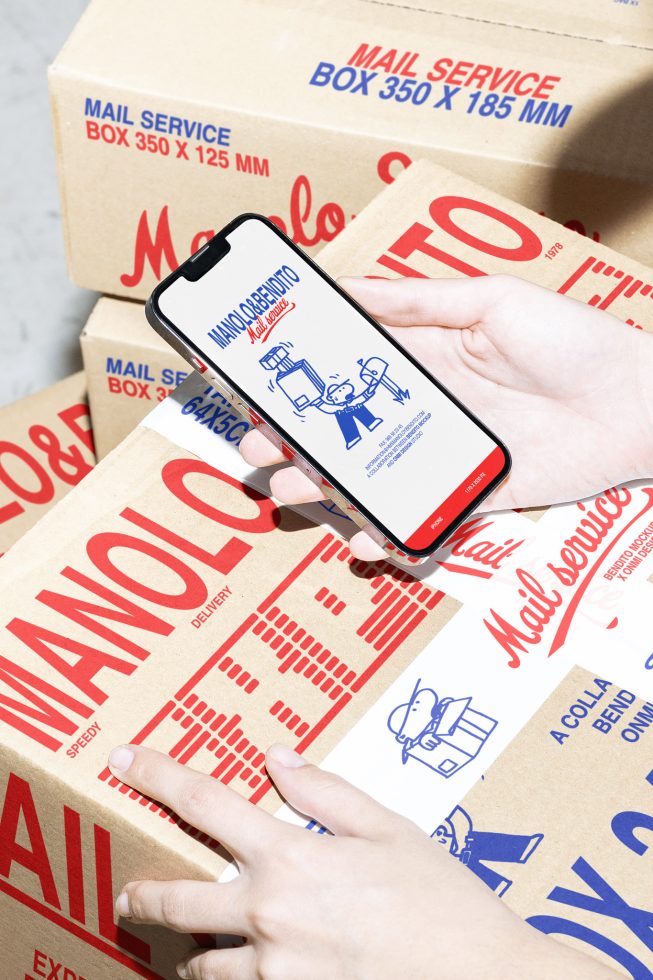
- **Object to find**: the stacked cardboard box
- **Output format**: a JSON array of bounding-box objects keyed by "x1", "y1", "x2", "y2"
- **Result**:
[
  {"x1": 0, "y1": 373, "x2": 95, "y2": 555},
  {"x1": 3, "y1": 0, "x2": 651, "y2": 975},
  {"x1": 84, "y1": 155, "x2": 653, "y2": 457},
  {"x1": 2, "y1": 376, "x2": 652, "y2": 977},
  {"x1": 49, "y1": 0, "x2": 653, "y2": 306},
  {"x1": 81, "y1": 299, "x2": 188, "y2": 459}
]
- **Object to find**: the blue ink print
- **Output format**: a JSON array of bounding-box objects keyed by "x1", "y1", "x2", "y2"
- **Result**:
[
  {"x1": 318, "y1": 499, "x2": 353, "y2": 523},
  {"x1": 387, "y1": 678, "x2": 498, "y2": 778},
  {"x1": 305, "y1": 818, "x2": 330, "y2": 835},
  {"x1": 433, "y1": 805, "x2": 543, "y2": 896},
  {"x1": 259, "y1": 343, "x2": 324, "y2": 411},
  {"x1": 259, "y1": 344, "x2": 409, "y2": 450}
]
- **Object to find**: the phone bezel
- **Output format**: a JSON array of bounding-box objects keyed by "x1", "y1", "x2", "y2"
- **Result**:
[{"x1": 147, "y1": 212, "x2": 511, "y2": 557}]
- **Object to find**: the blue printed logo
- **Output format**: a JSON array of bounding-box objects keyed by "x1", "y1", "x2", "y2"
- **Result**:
[{"x1": 387, "y1": 678, "x2": 497, "y2": 778}]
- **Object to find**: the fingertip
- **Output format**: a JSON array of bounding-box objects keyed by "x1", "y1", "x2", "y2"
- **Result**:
[
  {"x1": 238, "y1": 428, "x2": 260, "y2": 464},
  {"x1": 266, "y1": 743, "x2": 307, "y2": 769},
  {"x1": 337, "y1": 276, "x2": 382, "y2": 298},
  {"x1": 239, "y1": 426, "x2": 286, "y2": 467},
  {"x1": 349, "y1": 531, "x2": 387, "y2": 562},
  {"x1": 269, "y1": 466, "x2": 326, "y2": 504},
  {"x1": 108, "y1": 744, "x2": 135, "y2": 775}
]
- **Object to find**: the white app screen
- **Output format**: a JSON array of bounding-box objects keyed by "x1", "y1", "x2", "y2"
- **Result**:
[{"x1": 158, "y1": 219, "x2": 505, "y2": 549}]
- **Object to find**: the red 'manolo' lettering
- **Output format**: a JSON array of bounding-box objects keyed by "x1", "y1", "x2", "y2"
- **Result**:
[
  {"x1": 118, "y1": 149, "x2": 602, "y2": 292},
  {"x1": 0, "y1": 460, "x2": 279, "y2": 751},
  {"x1": 373, "y1": 193, "x2": 653, "y2": 329},
  {"x1": 118, "y1": 151, "x2": 412, "y2": 289}
]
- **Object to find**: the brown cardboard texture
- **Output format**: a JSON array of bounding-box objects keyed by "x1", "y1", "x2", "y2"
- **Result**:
[
  {"x1": 0, "y1": 419, "x2": 459, "y2": 978},
  {"x1": 49, "y1": 0, "x2": 653, "y2": 300},
  {"x1": 81, "y1": 297, "x2": 189, "y2": 459},
  {"x1": 449, "y1": 665, "x2": 653, "y2": 975},
  {"x1": 317, "y1": 157, "x2": 653, "y2": 335},
  {"x1": 83, "y1": 152, "x2": 653, "y2": 469},
  {"x1": 0, "y1": 373, "x2": 95, "y2": 556},
  {"x1": 401, "y1": 0, "x2": 653, "y2": 47}
]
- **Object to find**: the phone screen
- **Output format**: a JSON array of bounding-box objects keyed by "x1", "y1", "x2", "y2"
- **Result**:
[{"x1": 155, "y1": 216, "x2": 508, "y2": 554}]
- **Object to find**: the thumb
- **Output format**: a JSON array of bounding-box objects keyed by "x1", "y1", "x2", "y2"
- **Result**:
[{"x1": 265, "y1": 744, "x2": 401, "y2": 839}]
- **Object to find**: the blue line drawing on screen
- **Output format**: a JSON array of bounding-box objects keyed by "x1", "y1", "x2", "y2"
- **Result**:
[
  {"x1": 259, "y1": 343, "x2": 409, "y2": 450},
  {"x1": 432, "y1": 805, "x2": 543, "y2": 896},
  {"x1": 387, "y1": 679, "x2": 498, "y2": 778}
]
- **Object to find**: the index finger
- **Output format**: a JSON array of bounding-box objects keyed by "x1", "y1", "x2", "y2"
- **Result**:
[
  {"x1": 338, "y1": 275, "x2": 509, "y2": 329},
  {"x1": 108, "y1": 745, "x2": 281, "y2": 863},
  {"x1": 239, "y1": 426, "x2": 286, "y2": 467}
]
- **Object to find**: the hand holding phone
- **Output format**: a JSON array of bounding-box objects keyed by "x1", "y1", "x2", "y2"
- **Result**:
[
  {"x1": 146, "y1": 215, "x2": 511, "y2": 564},
  {"x1": 249, "y1": 273, "x2": 653, "y2": 561}
]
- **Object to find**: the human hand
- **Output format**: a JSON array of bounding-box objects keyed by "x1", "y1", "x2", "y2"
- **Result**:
[
  {"x1": 240, "y1": 275, "x2": 653, "y2": 561},
  {"x1": 108, "y1": 743, "x2": 616, "y2": 980}
]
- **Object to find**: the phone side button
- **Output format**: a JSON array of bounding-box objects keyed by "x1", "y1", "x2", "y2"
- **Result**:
[
  {"x1": 188, "y1": 357, "x2": 232, "y2": 402},
  {"x1": 189, "y1": 355, "x2": 210, "y2": 374},
  {"x1": 205, "y1": 372, "x2": 236, "y2": 406}
]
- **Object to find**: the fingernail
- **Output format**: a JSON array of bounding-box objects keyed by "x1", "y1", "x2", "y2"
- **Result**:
[
  {"x1": 108, "y1": 745, "x2": 135, "y2": 773},
  {"x1": 116, "y1": 891, "x2": 130, "y2": 917},
  {"x1": 176, "y1": 963, "x2": 190, "y2": 979},
  {"x1": 268, "y1": 743, "x2": 306, "y2": 768}
]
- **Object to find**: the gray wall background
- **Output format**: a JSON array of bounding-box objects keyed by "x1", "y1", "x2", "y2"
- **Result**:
[{"x1": 0, "y1": 0, "x2": 98, "y2": 407}]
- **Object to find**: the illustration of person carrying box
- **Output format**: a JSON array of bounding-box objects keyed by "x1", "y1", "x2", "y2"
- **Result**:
[
  {"x1": 259, "y1": 343, "x2": 409, "y2": 450},
  {"x1": 387, "y1": 678, "x2": 498, "y2": 779}
]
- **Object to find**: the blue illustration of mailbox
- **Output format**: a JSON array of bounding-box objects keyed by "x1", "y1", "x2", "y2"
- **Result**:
[{"x1": 387, "y1": 678, "x2": 498, "y2": 778}]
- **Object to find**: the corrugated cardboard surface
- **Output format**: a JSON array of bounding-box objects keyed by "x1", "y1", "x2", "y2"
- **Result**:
[
  {"x1": 452, "y1": 665, "x2": 653, "y2": 975},
  {"x1": 0, "y1": 373, "x2": 95, "y2": 556},
  {"x1": 317, "y1": 158, "x2": 653, "y2": 332},
  {"x1": 49, "y1": 0, "x2": 653, "y2": 298},
  {"x1": 395, "y1": 0, "x2": 653, "y2": 46},
  {"x1": 83, "y1": 155, "x2": 653, "y2": 463},
  {"x1": 0, "y1": 416, "x2": 458, "y2": 977},
  {"x1": 81, "y1": 297, "x2": 188, "y2": 459}
]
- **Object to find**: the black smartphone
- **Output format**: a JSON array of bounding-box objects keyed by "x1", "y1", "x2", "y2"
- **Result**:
[{"x1": 146, "y1": 213, "x2": 510, "y2": 563}]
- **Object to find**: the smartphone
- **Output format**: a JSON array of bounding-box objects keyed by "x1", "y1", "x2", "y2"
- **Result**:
[{"x1": 146, "y1": 213, "x2": 510, "y2": 564}]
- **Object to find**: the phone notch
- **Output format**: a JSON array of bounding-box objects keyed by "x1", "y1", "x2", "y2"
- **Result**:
[{"x1": 183, "y1": 236, "x2": 231, "y2": 281}]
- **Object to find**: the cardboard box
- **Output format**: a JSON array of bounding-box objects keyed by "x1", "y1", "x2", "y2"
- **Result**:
[
  {"x1": 83, "y1": 150, "x2": 653, "y2": 461},
  {"x1": 447, "y1": 665, "x2": 653, "y2": 975},
  {"x1": 0, "y1": 389, "x2": 461, "y2": 977},
  {"x1": 317, "y1": 159, "x2": 653, "y2": 640},
  {"x1": 0, "y1": 373, "x2": 95, "y2": 556},
  {"x1": 81, "y1": 298, "x2": 189, "y2": 459},
  {"x1": 407, "y1": 0, "x2": 653, "y2": 47},
  {"x1": 317, "y1": 158, "x2": 653, "y2": 333},
  {"x1": 2, "y1": 367, "x2": 651, "y2": 976},
  {"x1": 49, "y1": 0, "x2": 653, "y2": 301}
]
